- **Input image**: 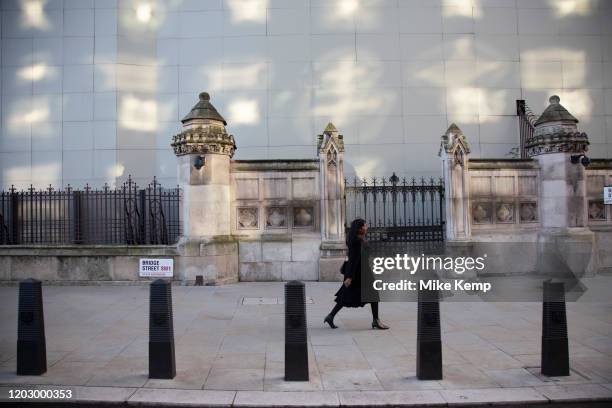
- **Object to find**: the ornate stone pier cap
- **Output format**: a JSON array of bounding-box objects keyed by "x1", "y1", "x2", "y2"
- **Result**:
[
  {"x1": 438, "y1": 123, "x2": 471, "y2": 240},
  {"x1": 317, "y1": 122, "x2": 345, "y2": 157},
  {"x1": 438, "y1": 123, "x2": 470, "y2": 167},
  {"x1": 171, "y1": 92, "x2": 236, "y2": 157},
  {"x1": 525, "y1": 95, "x2": 589, "y2": 158}
]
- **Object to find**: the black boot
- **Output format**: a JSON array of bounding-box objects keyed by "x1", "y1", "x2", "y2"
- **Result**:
[
  {"x1": 324, "y1": 314, "x2": 337, "y2": 329},
  {"x1": 372, "y1": 319, "x2": 390, "y2": 330}
]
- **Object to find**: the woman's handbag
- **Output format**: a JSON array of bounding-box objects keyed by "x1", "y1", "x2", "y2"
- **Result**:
[{"x1": 340, "y1": 260, "x2": 348, "y2": 275}]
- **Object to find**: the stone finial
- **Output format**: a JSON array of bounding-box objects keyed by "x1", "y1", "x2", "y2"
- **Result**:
[
  {"x1": 533, "y1": 95, "x2": 578, "y2": 126},
  {"x1": 526, "y1": 95, "x2": 589, "y2": 157},
  {"x1": 171, "y1": 91, "x2": 236, "y2": 157},
  {"x1": 181, "y1": 91, "x2": 227, "y2": 125},
  {"x1": 439, "y1": 123, "x2": 470, "y2": 165},
  {"x1": 317, "y1": 122, "x2": 344, "y2": 153},
  {"x1": 324, "y1": 122, "x2": 337, "y2": 134}
]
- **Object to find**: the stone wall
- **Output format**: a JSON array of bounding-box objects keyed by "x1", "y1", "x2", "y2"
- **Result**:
[
  {"x1": 585, "y1": 159, "x2": 612, "y2": 273},
  {"x1": 463, "y1": 159, "x2": 612, "y2": 274},
  {"x1": 440, "y1": 111, "x2": 612, "y2": 276},
  {"x1": 0, "y1": 100, "x2": 347, "y2": 284},
  {"x1": 175, "y1": 235, "x2": 239, "y2": 284},
  {"x1": 468, "y1": 159, "x2": 540, "y2": 235},
  {"x1": 230, "y1": 159, "x2": 322, "y2": 281},
  {"x1": 585, "y1": 160, "x2": 612, "y2": 226},
  {"x1": 0, "y1": 159, "x2": 330, "y2": 284},
  {"x1": 0, "y1": 245, "x2": 179, "y2": 283}
]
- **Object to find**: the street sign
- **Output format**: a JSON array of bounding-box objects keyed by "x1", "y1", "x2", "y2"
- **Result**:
[
  {"x1": 604, "y1": 186, "x2": 612, "y2": 205},
  {"x1": 139, "y1": 259, "x2": 174, "y2": 278}
]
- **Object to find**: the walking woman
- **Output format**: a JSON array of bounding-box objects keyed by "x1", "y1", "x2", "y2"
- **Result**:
[{"x1": 324, "y1": 218, "x2": 389, "y2": 330}]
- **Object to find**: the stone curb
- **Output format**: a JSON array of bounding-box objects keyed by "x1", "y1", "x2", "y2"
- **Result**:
[{"x1": 1, "y1": 384, "x2": 612, "y2": 407}]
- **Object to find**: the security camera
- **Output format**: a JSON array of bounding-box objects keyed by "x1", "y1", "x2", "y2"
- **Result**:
[
  {"x1": 570, "y1": 154, "x2": 590, "y2": 168},
  {"x1": 193, "y1": 155, "x2": 205, "y2": 170}
]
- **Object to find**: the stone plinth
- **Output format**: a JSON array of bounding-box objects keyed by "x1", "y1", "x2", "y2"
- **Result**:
[
  {"x1": 237, "y1": 235, "x2": 320, "y2": 281},
  {"x1": 318, "y1": 123, "x2": 345, "y2": 243},
  {"x1": 528, "y1": 96, "x2": 589, "y2": 230},
  {"x1": 317, "y1": 123, "x2": 346, "y2": 282},
  {"x1": 319, "y1": 241, "x2": 346, "y2": 282},
  {"x1": 439, "y1": 123, "x2": 471, "y2": 241},
  {"x1": 172, "y1": 92, "x2": 237, "y2": 284},
  {"x1": 536, "y1": 227, "x2": 598, "y2": 279},
  {"x1": 538, "y1": 152, "x2": 586, "y2": 229},
  {"x1": 529, "y1": 96, "x2": 595, "y2": 277},
  {"x1": 176, "y1": 236, "x2": 238, "y2": 284}
]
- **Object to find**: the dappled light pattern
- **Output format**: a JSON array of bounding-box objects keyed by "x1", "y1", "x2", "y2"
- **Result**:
[
  {"x1": 337, "y1": 0, "x2": 358, "y2": 18},
  {"x1": 226, "y1": 0, "x2": 268, "y2": 24},
  {"x1": 0, "y1": 0, "x2": 611, "y2": 188},
  {"x1": 22, "y1": 0, "x2": 50, "y2": 30},
  {"x1": 136, "y1": 2, "x2": 153, "y2": 23},
  {"x1": 228, "y1": 99, "x2": 260, "y2": 126},
  {"x1": 218, "y1": 63, "x2": 267, "y2": 91},
  {"x1": 443, "y1": 0, "x2": 481, "y2": 19},
  {"x1": 119, "y1": 96, "x2": 158, "y2": 132},
  {"x1": 552, "y1": 0, "x2": 595, "y2": 17}
]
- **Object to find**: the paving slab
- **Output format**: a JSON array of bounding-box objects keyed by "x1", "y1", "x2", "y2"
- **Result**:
[
  {"x1": 338, "y1": 390, "x2": 445, "y2": 407},
  {"x1": 1, "y1": 284, "x2": 612, "y2": 406},
  {"x1": 213, "y1": 353, "x2": 266, "y2": 369},
  {"x1": 361, "y1": 351, "x2": 415, "y2": 370},
  {"x1": 460, "y1": 349, "x2": 524, "y2": 370},
  {"x1": 437, "y1": 364, "x2": 499, "y2": 389},
  {"x1": 128, "y1": 388, "x2": 236, "y2": 407},
  {"x1": 234, "y1": 391, "x2": 338, "y2": 407},
  {"x1": 144, "y1": 363, "x2": 211, "y2": 390},
  {"x1": 263, "y1": 361, "x2": 324, "y2": 392},
  {"x1": 440, "y1": 387, "x2": 548, "y2": 405},
  {"x1": 373, "y1": 369, "x2": 443, "y2": 391},
  {"x1": 484, "y1": 368, "x2": 545, "y2": 387},
  {"x1": 534, "y1": 383, "x2": 612, "y2": 402},
  {"x1": 526, "y1": 366, "x2": 596, "y2": 384},
  {"x1": 204, "y1": 368, "x2": 264, "y2": 391},
  {"x1": 320, "y1": 369, "x2": 383, "y2": 391}
]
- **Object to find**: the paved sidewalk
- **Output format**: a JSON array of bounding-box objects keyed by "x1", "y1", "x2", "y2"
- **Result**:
[{"x1": 1, "y1": 282, "x2": 612, "y2": 406}]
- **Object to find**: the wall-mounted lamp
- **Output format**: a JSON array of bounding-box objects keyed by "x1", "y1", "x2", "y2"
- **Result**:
[
  {"x1": 570, "y1": 154, "x2": 590, "y2": 168},
  {"x1": 193, "y1": 155, "x2": 205, "y2": 170}
]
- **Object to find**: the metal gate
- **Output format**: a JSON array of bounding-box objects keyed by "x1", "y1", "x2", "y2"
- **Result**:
[{"x1": 344, "y1": 173, "x2": 445, "y2": 242}]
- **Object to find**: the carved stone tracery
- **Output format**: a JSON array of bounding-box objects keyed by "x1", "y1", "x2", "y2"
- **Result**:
[
  {"x1": 171, "y1": 92, "x2": 237, "y2": 158},
  {"x1": 171, "y1": 126, "x2": 237, "y2": 157},
  {"x1": 526, "y1": 95, "x2": 589, "y2": 158},
  {"x1": 439, "y1": 123, "x2": 470, "y2": 167},
  {"x1": 525, "y1": 129, "x2": 589, "y2": 156}
]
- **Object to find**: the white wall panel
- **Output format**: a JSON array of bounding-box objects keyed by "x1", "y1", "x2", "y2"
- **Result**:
[
  {"x1": 64, "y1": 9, "x2": 94, "y2": 37},
  {"x1": 0, "y1": 0, "x2": 610, "y2": 188}
]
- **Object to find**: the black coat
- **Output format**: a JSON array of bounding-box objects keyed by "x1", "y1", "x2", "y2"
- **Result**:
[{"x1": 334, "y1": 238, "x2": 379, "y2": 307}]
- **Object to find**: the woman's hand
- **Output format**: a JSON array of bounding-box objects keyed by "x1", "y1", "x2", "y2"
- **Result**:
[{"x1": 344, "y1": 277, "x2": 352, "y2": 287}]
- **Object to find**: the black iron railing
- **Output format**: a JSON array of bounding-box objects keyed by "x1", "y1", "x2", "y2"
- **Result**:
[
  {"x1": 0, "y1": 177, "x2": 181, "y2": 245},
  {"x1": 517, "y1": 100, "x2": 537, "y2": 159},
  {"x1": 344, "y1": 174, "x2": 445, "y2": 242}
]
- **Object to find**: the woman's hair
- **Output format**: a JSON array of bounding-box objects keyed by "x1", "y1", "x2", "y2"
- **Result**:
[{"x1": 346, "y1": 218, "x2": 366, "y2": 245}]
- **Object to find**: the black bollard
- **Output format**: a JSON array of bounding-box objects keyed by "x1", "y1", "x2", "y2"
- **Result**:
[
  {"x1": 285, "y1": 280, "x2": 308, "y2": 381},
  {"x1": 416, "y1": 288, "x2": 442, "y2": 380},
  {"x1": 541, "y1": 280, "x2": 569, "y2": 376},
  {"x1": 149, "y1": 279, "x2": 176, "y2": 379},
  {"x1": 17, "y1": 279, "x2": 47, "y2": 375}
]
